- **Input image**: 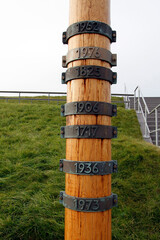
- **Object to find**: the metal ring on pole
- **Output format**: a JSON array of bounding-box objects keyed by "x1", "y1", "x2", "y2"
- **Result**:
[
  {"x1": 62, "y1": 47, "x2": 117, "y2": 68},
  {"x1": 60, "y1": 125, "x2": 117, "y2": 139},
  {"x1": 61, "y1": 101, "x2": 117, "y2": 117},
  {"x1": 62, "y1": 21, "x2": 116, "y2": 44},
  {"x1": 62, "y1": 66, "x2": 117, "y2": 84},
  {"x1": 59, "y1": 191, "x2": 118, "y2": 212},
  {"x1": 59, "y1": 159, "x2": 118, "y2": 175}
]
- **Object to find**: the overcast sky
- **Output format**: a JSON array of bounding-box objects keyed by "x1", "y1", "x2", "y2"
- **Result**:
[{"x1": 0, "y1": 0, "x2": 160, "y2": 96}]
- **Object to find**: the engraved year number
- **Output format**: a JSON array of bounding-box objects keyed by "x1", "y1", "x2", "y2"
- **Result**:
[
  {"x1": 76, "y1": 66, "x2": 101, "y2": 77},
  {"x1": 74, "y1": 199, "x2": 100, "y2": 211},
  {"x1": 77, "y1": 21, "x2": 99, "y2": 32},
  {"x1": 75, "y1": 162, "x2": 99, "y2": 174},
  {"x1": 75, "y1": 102, "x2": 99, "y2": 113},
  {"x1": 76, "y1": 47, "x2": 100, "y2": 59},
  {"x1": 76, "y1": 126, "x2": 98, "y2": 137}
]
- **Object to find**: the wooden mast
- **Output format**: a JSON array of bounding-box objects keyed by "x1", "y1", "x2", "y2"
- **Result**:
[{"x1": 61, "y1": 0, "x2": 117, "y2": 239}]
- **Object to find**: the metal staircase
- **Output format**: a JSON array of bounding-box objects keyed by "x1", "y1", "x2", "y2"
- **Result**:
[{"x1": 129, "y1": 87, "x2": 160, "y2": 146}]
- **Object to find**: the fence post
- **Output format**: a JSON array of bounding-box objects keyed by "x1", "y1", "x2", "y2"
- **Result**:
[
  {"x1": 155, "y1": 108, "x2": 158, "y2": 146},
  {"x1": 138, "y1": 87, "x2": 140, "y2": 113},
  {"x1": 48, "y1": 93, "x2": 50, "y2": 104},
  {"x1": 134, "y1": 90, "x2": 136, "y2": 110},
  {"x1": 144, "y1": 105, "x2": 148, "y2": 137},
  {"x1": 127, "y1": 96, "x2": 130, "y2": 110},
  {"x1": 19, "y1": 92, "x2": 21, "y2": 104},
  {"x1": 60, "y1": 0, "x2": 118, "y2": 239}
]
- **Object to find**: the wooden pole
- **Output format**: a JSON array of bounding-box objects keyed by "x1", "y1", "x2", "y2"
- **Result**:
[{"x1": 62, "y1": 0, "x2": 116, "y2": 239}]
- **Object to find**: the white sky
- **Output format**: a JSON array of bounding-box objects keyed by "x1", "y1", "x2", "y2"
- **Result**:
[{"x1": 0, "y1": 0, "x2": 160, "y2": 96}]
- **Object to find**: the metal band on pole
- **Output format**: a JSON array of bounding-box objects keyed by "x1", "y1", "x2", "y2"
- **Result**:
[
  {"x1": 62, "y1": 66, "x2": 117, "y2": 84},
  {"x1": 60, "y1": 191, "x2": 118, "y2": 212},
  {"x1": 60, "y1": 159, "x2": 118, "y2": 175},
  {"x1": 62, "y1": 21, "x2": 116, "y2": 44},
  {"x1": 61, "y1": 101, "x2": 117, "y2": 117},
  {"x1": 62, "y1": 47, "x2": 117, "y2": 68},
  {"x1": 61, "y1": 125, "x2": 117, "y2": 139}
]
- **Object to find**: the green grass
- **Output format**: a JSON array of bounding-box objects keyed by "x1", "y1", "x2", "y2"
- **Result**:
[
  {"x1": 0, "y1": 101, "x2": 160, "y2": 240},
  {"x1": 112, "y1": 108, "x2": 160, "y2": 240},
  {"x1": 0, "y1": 103, "x2": 66, "y2": 240}
]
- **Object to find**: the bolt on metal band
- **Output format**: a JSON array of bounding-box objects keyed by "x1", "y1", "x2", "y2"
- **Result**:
[
  {"x1": 62, "y1": 21, "x2": 116, "y2": 44},
  {"x1": 62, "y1": 66, "x2": 117, "y2": 85},
  {"x1": 59, "y1": 159, "x2": 118, "y2": 175},
  {"x1": 61, "y1": 101, "x2": 117, "y2": 117},
  {"x1": 59, "y1": 191, "x2": 118, "y2": 212},
  {"x1": 60, "y1": 125, "x2": 117, "y2": 139},
  {"x1": 62, "y1": 47, "x2": 117, "y2": 68}
]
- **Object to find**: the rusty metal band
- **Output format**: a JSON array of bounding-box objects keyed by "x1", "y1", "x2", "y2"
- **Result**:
[
  {"x1": 60, "y1": 125, "x2": 117, "y2": 139},
  {"x1": 62, "y1": 47, "x2": 117, "y2": 68},
  {"x1": 62, "y1": 21, "x2": 116, "y2": 44},
  {"x1": 59, "y1": 159, "x2": 118, "y2": 175},
  {"x1": 62, "y1": 66, "x2": 117, "y2": 84},
  {"x1": 59, "y1": 191, "x2": 118, "y2": 212},
  {"x1": 61, "y1": 101, "x2": 117, "y2": 117}
]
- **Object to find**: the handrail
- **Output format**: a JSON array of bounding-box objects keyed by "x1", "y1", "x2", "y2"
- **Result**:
[
  {"x1": 0, "y1": 91, "x2": 131, "y2": 105},
  {"x1": 134, "y1": 86, "x2": 160, "y2": 146},
  {"x1": 139, "y1": 101, "x2": 150, "y2": 134},
  {"x1": 140, "y1": 89, "x2": 150, "y2": 114},
  {"x1": 112, "y1": 93, "x2": 134, "y2": 96},
  {"x1": 150, "y1": 104, "x2": 160, "y2": 114},
  {"x1": 150, "y1": 128, "x2": 160, "y2": 134},
  {"x1": 134, "y1": 86, "x2": 139, "y2": 91},
  {"x1": 0, "y1": 91, "x2": 67, "y2": 95},
  {"x1": 0, "y1": 91, "x2": 134, "y2": 97}
]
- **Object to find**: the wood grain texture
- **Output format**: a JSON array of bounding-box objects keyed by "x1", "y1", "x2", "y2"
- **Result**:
[{"x1": 65, "y1": 1, "x2": 112, "y2": 239}]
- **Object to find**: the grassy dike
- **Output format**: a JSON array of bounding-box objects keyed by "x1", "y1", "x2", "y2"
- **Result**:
[{"x1": 0, "y1": 101, "x2": 160, "y2": 240}]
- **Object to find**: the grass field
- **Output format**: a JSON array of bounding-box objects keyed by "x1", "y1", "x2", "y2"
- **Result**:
[{"x1": 0, "y1": 100, "x2": 160, "y2": 240}]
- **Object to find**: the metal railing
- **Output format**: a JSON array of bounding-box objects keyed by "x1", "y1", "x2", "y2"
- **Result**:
[
  {"x1": 111, "y1": 93, "x2": 133, "y2": 106},
  {"x1": 0, "y1": 91, "x2": 67, "y2": 104},
  {"x1": 124, "y1": 84, "x2": 131, "y2": 109},
  {"x1": 0, "y1": 91, "x2": 134, "y2": 105},
  {"x1": 134, "y1": 86, "x2": 160, "y2": 146}
]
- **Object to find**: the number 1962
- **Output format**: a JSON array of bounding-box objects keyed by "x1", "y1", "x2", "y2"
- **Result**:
[{"x1": 77, "y1": 21, "x2": 99, "y2": 32}]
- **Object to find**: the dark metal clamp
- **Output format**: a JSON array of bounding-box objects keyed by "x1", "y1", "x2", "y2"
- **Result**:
[
  {"x1": 61, "y1": 101, "x2": 117, "y2": 117},
  {"x1": 62, "y1": 47, "x2": 117, "y2": 68},
  {"x1": 62, "y1": 21, "x2": 116, "y2": 44},
  {"x1": 60, "y1": 125, "x2": 117, "y2": 139},
  {"x1": 62, "y1": 65, "x2": 117, "y2": 84},
  {"x1": 59, "y1": 159, "x2": 118, "y2": 175},
  {"x1": 60, "y1": 191, "x2": 118, "y2": 212}
]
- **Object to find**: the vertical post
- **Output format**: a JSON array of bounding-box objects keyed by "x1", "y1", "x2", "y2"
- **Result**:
[
  {"x1": 144, "y1": 106, "x2": 148, "y2": 137},
  {"x1": 128, "y1": 97, "x2": 130, "y2": 110},
  {"x1": 19, "y1": 92, "x2": 21, "y2": 104},
  {"x1": 138, "y1": 87, "x2": 140, "y2": 113},
  {"x1": 127, "y1": 96, "x2": 130, "y2": 110},
  {"x1": 134, "y1": 90, "x2": 136, "y2": 111},
  {"x1": 48, "y1": 93, "x2": 50, "y2": 104},
  {"x1": 61, "y1": 0, "x2": 117, "y2": 239},
  {"x1": 155, "y1": 108, "x2": 158, "y2": 146},
  {"x1": 124, "y1": 84, "x2": 127, "y2": 109}
]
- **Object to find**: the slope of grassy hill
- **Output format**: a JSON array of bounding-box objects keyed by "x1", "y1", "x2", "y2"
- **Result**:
[{"x1": 0, "y1": 101, "x2": 159, "y2": 240}]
